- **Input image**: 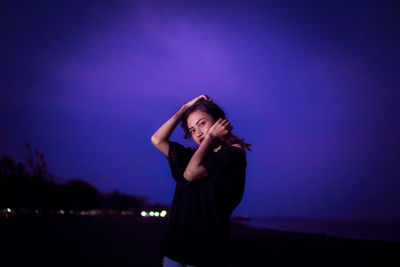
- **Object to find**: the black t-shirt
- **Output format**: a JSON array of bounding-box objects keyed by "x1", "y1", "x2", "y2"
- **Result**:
[{"x1": 159, "y1": 141, "x2": 247, "y2": 266}]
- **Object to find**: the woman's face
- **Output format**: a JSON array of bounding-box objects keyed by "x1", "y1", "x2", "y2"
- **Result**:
[{"x1": 187, "y1": 109, "x2": 216, "y2": 146}]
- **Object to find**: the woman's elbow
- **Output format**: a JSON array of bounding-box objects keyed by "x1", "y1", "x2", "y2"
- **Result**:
[
  {"x1": 183, "y1": 167, "x2": 208, "y2": 181},
  {"x1": 183, "y1": 171, "x2": 194, "y2": 182}
]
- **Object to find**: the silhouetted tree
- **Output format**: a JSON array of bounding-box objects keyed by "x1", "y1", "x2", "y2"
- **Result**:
[
  {"x1": 0, "y1": 155, "x2": 31, "y2": 208},
  {"x1": 103, "y1": 189, "x2": 149, "y2": 211},
  {"x1": 1, "y1": 143, "x2": 155, "y2": 213},
  {"x1": 60, "y1": 179, "x2": 102, "y2": 210},
  {"x1": 25, "y1": 143, "x2": 53, "y2": 182}
]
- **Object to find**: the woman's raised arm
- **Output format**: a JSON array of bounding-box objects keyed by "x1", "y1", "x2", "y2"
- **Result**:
[{"x1": 151, "y1": 107, "x2": 185, "y2": 157}]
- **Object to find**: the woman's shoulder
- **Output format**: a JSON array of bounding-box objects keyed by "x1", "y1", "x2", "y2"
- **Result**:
[{"x1": 230, "y1": 143, "x2": 246, "y2": 155}]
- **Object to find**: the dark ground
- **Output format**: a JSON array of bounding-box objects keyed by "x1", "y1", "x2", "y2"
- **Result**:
[{"x1": 0, "y1": 215, "x2": 398, "y2": 266}]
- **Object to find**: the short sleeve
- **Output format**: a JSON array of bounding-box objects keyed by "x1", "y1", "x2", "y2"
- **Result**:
[
  {"x1": 166, "y1": 141, "x2": 194, "y2": 185},
  {"x1": 200, "y1": 146, "x2": 247, "y2": 212}
]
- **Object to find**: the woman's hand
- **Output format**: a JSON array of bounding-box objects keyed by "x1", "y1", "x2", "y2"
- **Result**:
[
  {"x1": 180, "y1": 94, "x2": 212, "y2": 112},
  {"x1": 206, "y1": 118, "x2": 233, "y2": 141}
]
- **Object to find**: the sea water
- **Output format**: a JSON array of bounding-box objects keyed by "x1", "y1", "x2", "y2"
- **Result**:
[{"x1": 246, "y1": 217, "x2": 400, "y2": 243}]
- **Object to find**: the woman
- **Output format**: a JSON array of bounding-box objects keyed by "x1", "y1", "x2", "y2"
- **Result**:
[{"x1": 151, "y1": 95, "x2": 251, "y2": 267}]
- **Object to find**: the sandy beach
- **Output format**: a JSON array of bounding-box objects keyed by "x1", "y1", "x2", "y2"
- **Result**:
[{"x1": 1, "y1": 215, "x2": 398, "y2": 266}]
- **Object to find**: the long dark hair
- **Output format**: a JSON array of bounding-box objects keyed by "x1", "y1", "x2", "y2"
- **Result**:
[{"x1": 180, "y1": 99, "x2": 252, "y2": 153}]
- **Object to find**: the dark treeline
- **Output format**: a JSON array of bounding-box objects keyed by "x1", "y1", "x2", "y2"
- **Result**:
[{"x1": 0, "y1": 143, "x2": 164, "y2": 212}]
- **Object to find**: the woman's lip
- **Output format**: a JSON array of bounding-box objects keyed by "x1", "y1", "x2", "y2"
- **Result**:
[{"x1": 199, "y1": 138, "x2": 204, "y2": 143}]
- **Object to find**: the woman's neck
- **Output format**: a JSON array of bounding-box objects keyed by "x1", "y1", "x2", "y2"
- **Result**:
[
  {"x1": 213, "y1": 138, "x2": 227, "y2": 152},
  {"x1": 213, "y1": 144, "x2": 222, "y2": 153}
]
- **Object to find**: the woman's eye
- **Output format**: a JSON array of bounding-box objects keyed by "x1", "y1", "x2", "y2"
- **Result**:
[{"x1": 190, "y1": 122, "x2": 205, "y2": 134}]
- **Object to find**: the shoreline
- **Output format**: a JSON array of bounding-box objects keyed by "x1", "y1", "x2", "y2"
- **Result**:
[
  {"x1": 231, "y1": 216, "x2": 400, "y2": 243},
  {"x1": 1, "y1": 215, "x2": 399, "y2": 266}
]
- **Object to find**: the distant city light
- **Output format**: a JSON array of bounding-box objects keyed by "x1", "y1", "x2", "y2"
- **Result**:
[
  {"x1": 0, "y1": 208, "x2": 168, "y2": 218},
  {"x1": 90, "y1": 210, "x2": 102, "y2": 216}
]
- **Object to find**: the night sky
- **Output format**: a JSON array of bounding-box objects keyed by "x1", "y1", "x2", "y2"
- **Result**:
[{"x1": 1, "y1": 0, "x2": 399, "y2": 221}]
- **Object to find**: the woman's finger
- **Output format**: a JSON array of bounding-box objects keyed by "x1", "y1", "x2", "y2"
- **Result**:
[{"x1": 203, "y1": 94, "x2": 212, "y2": 102}]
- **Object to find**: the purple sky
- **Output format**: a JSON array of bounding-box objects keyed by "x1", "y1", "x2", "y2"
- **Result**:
[{"x1": 1, "y1": 0, "x2": 399, "y2": 221}]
